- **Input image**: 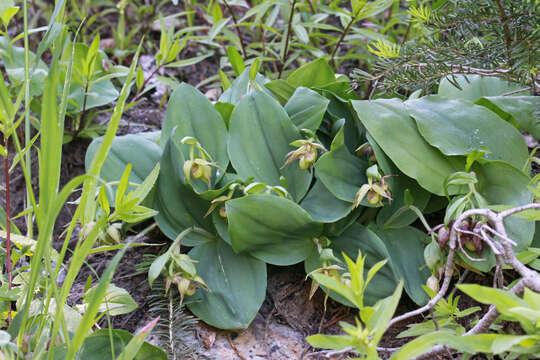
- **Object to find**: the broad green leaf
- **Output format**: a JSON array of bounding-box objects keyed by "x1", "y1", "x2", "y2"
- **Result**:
[
  {"x1": 226, "y1": 194, "x2": 322, "y2": 265},
  {"x1": 67, "y1": 79, "x2": 119, "y2": 113},
  {"x1": 227, "y1": 90, "x2": 312, "y2": 202},
  {"x1": 284, "y1": 86, "x2": 329, "y2": 132},
  {"x1": 188, "y1": 240, "x2": 266, "y2": 330},
  {"x1": 265, "y1": 79, "x2": 296, "y2": 104},
  {"x1": 300, "y1": 180, "x2": 352, "y2": 223},
  {"x1": 305, "y1": 223, "x2": 397, "y2": 306},
  {"x1": 154, "y1": 138, "x2": 216, "y2": 245},
  {"x1": 215, "y1": 102, "x2": 235, "y2": 128},
  {"x1": 325, "y1": 92, "x2": 362, "y2": 153},
  {"x1": 438, "y1": 74, "x2": 522, "y2": 101},
  {"x1": 78, "y1": 284, "x2": 137, "y2": 316},
  {"x1": 405, "y1": 96, "x2": 528, "y2": 169},
  {"x1": 286, "y1": 59, "x2": 335, "y2": 88},
  {"x1": 52, "y1": 329, "x2": 167, "y2": 360},
  {"x1": 475, "y1": 161, "x2": 534, "y2": 252},
  {"x1": 0, "y1": 37, "x2": 48, "y2": 97},
  {"x1": 372, "y1": 225, "x2": 430, "y2": 305},
  {"x1": 368, "y1": 136, "x2": 431, "y2": 229},
  {"x1": 352, "y1": 99, "x2": 464, "y2": 196},
  {"x1": 314, "y1": 145, "x2": 369, "y2": 204},
  {"x1": 160, "y1": 83, "x2": 229, "y2": 191},
  {"x1": 219, "y1": 67, "x2": 272, "y2": 105},
  {"x1": 475, "y1": 96, "x2": 540, "y2": 138},
  {"x1": 85, "y1": 133, "x2": 162, "y2": 194}
]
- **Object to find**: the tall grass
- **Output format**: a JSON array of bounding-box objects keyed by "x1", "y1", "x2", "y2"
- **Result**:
[{"x1": 0, "y1": 1, "x2": 149, "y2": 358}]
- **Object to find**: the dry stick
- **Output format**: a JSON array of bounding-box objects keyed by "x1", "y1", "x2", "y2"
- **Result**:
[
  {"x1": 226, "y1": 332, "x2": 248, "y2": 360},
  {"x1": 223, "y1": 0, "x2": 247, "y2": 59},
  {"x1": 278, "y1": 0, "x2": 298, "y2": 79},
  {"x1": 388, "y1": 204, "x2": 540, "y2": 329},
  {"x1": 3, "y1": 136, "x2": 12, "y2": 324}
]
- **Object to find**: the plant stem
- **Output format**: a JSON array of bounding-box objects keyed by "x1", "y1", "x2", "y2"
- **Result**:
[
  {"x1": 23, "y1": 0, "x2": 32, "y2": 238},
  {"x1": 4, "y1": 136, "x2": 12, "y2": 323},
  {"x1": 329, "y1": 17, "x2": 355, "y2": 70},
  {"x1": 278, "y1": 0, "x2": 297, "y2": 78},
  {"x1": 223, "y1": 0, "x2": 247, "y2": 60},
  {"x1": 130, "y1": 65, "x2": 162, "y2": 104},
  {"x1": 493, "y1": 0, "x2": 512, "y2": 68}
]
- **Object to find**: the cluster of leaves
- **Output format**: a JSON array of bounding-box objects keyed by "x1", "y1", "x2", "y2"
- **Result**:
[{"x1": 89, "y1": 51, "x2": 539, "y2": 349}]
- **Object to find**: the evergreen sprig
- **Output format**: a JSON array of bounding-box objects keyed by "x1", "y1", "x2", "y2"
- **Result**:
[{"x1": 352, "y1": 0, "x2": 539, "y2": 94}]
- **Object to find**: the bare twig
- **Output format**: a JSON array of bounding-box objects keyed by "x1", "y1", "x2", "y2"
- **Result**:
[
  {"x1": 388, "y1": 204, "x2": 540, "y2": 328},
  {"x1": 278, "y1": 0, "x2": 298, "y2": 78},
  {"x1": 223, "y1": 0, "x2": 247, "y2": 59}
]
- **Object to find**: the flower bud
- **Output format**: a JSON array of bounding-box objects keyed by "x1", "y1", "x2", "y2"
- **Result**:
[
  {"x1": 367, "y1": 190, "x2": 380, "y2": 205},
  {"x1": 219, "y1": 206, "x2": 227, "y2": 218},
  {"x1": 191, "y1": 163, "x2": 203, "y2": 179},
  {"x1": 437, "y1": 226, "x2": 450, "y2": 251},
  {"x1": 424, "y1": 241, "x2": 441, "y2": 269},
  {"x1": 304, "y1": 148, "x2": 317, "y2": 163},
  {"x1": 426, "y1": 275, "x2": 440, "y2": 293},
  {"x1": 177, "y1": 278, "x2": 191, "y2": 296},
  {"x1": 299, "y1": 155, "x2": 310, "y2": 170}
]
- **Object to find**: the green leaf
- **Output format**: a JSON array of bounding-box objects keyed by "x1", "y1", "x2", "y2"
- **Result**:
[
  {"x1": 165, "y1": 52, "x2": 215, "y2": 68},
  {"x1": 154, "y1": 138, "x2": 216, "y2": 245},
  {"x1": 300, "y1": 180, "x2": 352, "y2": 223},
  {"x1": 314, "y1": 145, "x2": 368, "y2": 204},
  {"x1": 227, "y1": 45, "x2": 245, "y2": 76},
  {"x1": 305, "y1": 224, "x2": 398, "y2": 306},
  {"x1": 475, "y1": 161, "x2": 535, "y2": 252},
  {"x1": 369, "y1": 280, "x2": 403, "y2": 343},
  {"x1": 219, "y1": 67, "x2": 272, "y2": 105},
  {"x1": 215, "y1": 102, "x2": 235, "y2": 128},
  {"x1": 148, "y1": 253, "x2": 169, "y2": 288},
  {"x1": 264, "y1": 79, "x2": 296, "y2": 104},
  {"x1": 227, "y1": 90, "x2": 312, "y2": 202},
  {"x1": 226, "y1": 194, "x2": 322, "y2": 265},
  {"x1": 371, "y1": 225, "x2": 430, "y2": 305},
  {"x1": 160, "y1": 83, "x2": 229, "y2": 190},
  {"x1": 79, "y1": 284, "x2": 138, "y2": 316},
  {"x1": 85, "y1": 133, "x2": 162, "y2": 204},
  {"x1": 284, "y1": 87, "x2": 329, "y2": 132},
  {"x1": 457, "y1": 284, "x2": 524, "y2": 314},
  {"x1": 438, "y1": 74, "x2": 522, "y2": 101},
  {"x1": 306, "y1": 334, "x2": 353, "y2": 350},
  {"x1": 368, "y1": 134, "x2": 431, "y2": 229},
  {"x1": 0, "y1": 38, "x2": 48, "y2": 97},
  {"x1": 286, "y1": 59, "x2": 335, "y2": 88},
  {"x1": 249, "y1": 58, "x2": 260, "y2": 81},
  {"x1": 352, "y1": 99, "x2": 464, "y2": 196},
  {"x1": 390, "y1": 330, "x2": 471, "y2": 360},
  {"x1": 475, "y1": 96, "x2": 540, "y2": 139},
  {"x1": 405, "y1": 96, "x2": 528, "y2": 170},
  {"x1": 188, "y1": 240, "x2": 266, "y2": 330}
]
